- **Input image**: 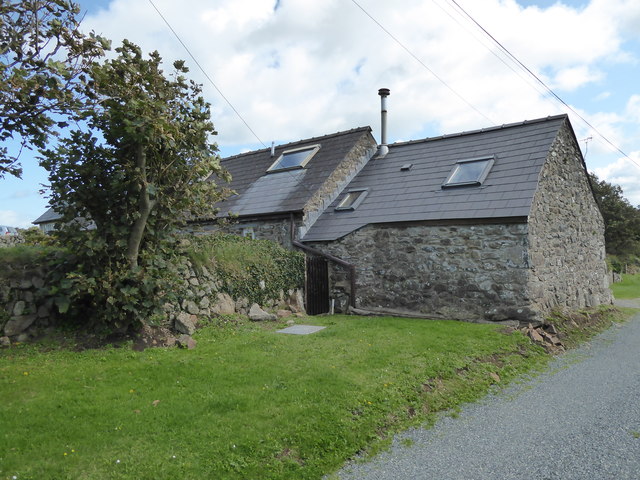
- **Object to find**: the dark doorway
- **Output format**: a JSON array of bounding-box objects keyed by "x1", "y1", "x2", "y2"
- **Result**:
[{"x1": 306, "y1": 256, "x2": 329, "y2": 315}]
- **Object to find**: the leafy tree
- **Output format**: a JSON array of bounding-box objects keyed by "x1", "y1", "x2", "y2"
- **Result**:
[
  {"x1": 589, "y1": 173, "x2": 640, "y2": 257},
  {"x1": 40, "y1": 40, "x2": 230, "y2": 331},
  {"x1": 0, "y1": 0, "x2": 109, "y2": 178}
]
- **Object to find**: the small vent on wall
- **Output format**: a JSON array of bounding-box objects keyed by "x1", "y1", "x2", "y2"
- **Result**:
[{"x1": 400, "y1": 163, "x2": 413, "y2": 171}]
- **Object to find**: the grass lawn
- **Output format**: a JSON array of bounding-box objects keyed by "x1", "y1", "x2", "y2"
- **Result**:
[
  {"x1": 0, "y1": 315, "x2": 549, "y2": 479},
  {"x1": 611, "y1": 273, "x2": 640, "y2": 299}
]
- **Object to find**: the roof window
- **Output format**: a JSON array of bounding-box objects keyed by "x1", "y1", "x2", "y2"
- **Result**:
[
  {"x1": 335, "y1": 189, "x2": 368, "y2": 211},
  {"x1": 442, "y1": 156, "x2": 494, "y2": 188},
  {"x1": 267, "y1": 144, "x2": 320, "y2": 173}
]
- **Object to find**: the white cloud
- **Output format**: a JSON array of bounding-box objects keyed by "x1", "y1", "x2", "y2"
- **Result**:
[
  {"x1": 0, "y1": 210, "x2": 33, "y2": 228},
  {"x1": 626, "y1": 94, "x2": 640, "y2": 122},
  {"x1": 552, "y1": 66, "x2": 603, "y2": 91},
  {"x1": 593, "y1": 155, "x2": 640, "y2": 207},
  {"x1": 76, "y1": 0, "x2": 640, "y2": 154}
]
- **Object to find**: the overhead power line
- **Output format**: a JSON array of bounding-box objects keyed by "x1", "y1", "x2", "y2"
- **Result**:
[
  {"x1": 147, "y1": 0, "x2": 267, "y2": 148},
  {"x1": 147, "y1": 0, "x2": 326, "y2": 200},
  {"x1": 444, "y1": 0, "x2": 638, "y2": 169},
  {"x1": 349, "y1": 0, "x2": 495, "y2": 126}
]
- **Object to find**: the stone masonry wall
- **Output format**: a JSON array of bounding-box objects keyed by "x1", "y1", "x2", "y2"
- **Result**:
[
  {"x1": 1, "y1": 258, "x2": 305, "y2": 343},
  {"x1": 527, "y1": 120, "x2": 613, "y2": 313},
  {"x1": 198, "y1": 216, "x2": 301, "y2": 249},
  {"x1": 310, "y1": 221, "x2": 536, "y2": 322},
  {"x1": 0, "y1": 235, "x2": 25, "y2": 248}
]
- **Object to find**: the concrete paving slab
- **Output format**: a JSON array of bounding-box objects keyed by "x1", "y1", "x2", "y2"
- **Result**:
[{"x1": 276, "y1": 325, "x2": 326, "y2": 335}]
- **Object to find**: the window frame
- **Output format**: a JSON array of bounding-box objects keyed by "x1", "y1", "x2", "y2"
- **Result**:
[
  {"x1": 442, "y1": 156, "x2": 495, "y2": 188},
  {"x1": 267, "y1": 144, "x2": 321, "y2": 173},
  {"x1": 335, "y1": 188, "x2": 369, "y2": 211}
]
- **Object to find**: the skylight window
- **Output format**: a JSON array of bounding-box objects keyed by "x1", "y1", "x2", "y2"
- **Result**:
[
  {"x1": 335, "y1": 189, "x2": 368, "y2": 211},
  {"x1": 442, "y1": 156, "x2": 494, "y2": 188},
  {"x1": 267, "y1": 144, "x2": 320, "y2": 172}
]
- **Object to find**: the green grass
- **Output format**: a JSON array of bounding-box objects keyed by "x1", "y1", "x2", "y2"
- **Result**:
[
  {"x1": 0, "y1": 316, "x2": 548, "y2": 480},
  {"x1": 611, "y1": 273, "x2": 640, "y2": 299}
]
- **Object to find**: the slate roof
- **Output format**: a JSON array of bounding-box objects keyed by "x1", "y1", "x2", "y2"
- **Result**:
[
  {"x1": 33, "y1": 207, "x2": 61, "y2": 224},
  {"x1": 215, "y1": 127, "x2": 374, "y2": 217},
  {"x1": 302, "y1": 115, "x2": 570, "y2": 242}
]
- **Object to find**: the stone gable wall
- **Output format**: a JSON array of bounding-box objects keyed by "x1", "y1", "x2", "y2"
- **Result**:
[
  {"x1": 301, "y1": 132, "x2": 377, "y2": 238},
  {"x1": 309, "y1": 222, "x2": 536, "y2": 322},
  {"x1": 526, "y1": 120, "x2": 612, "y2": 313}
]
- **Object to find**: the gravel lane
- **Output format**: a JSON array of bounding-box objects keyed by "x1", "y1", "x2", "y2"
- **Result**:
[{"x1": 334, "y1": 313, "x2": 640, "y2": 480}]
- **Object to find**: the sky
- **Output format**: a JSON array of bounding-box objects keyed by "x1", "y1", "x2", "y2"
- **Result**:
[{"x1": 2, "y1": 0, "x2": 640, "y2": 228}]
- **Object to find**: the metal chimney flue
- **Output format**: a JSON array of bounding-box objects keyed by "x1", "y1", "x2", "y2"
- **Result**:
[{"x1": 378, "y1": 88, "x2": 390, "y2": 157}]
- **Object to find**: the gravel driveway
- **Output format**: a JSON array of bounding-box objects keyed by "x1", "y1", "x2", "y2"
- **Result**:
[{"x1": 334, "y1": 311, "x2": 640, "y2": 480}]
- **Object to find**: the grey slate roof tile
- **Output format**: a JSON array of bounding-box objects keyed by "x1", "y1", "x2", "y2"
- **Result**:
[
  {"x1": 303, "y1": 115, "x2": 568, "y2": 242},
  {"x1": 214, "y1": 127, "x2": 374, "y2": 218},
  {"x1": 33, "y1": 207, "x2": 61, "y2": 224}
]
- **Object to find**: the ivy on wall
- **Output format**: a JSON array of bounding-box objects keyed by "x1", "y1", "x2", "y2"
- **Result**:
[{"x1": 185, "y1": 233, "x2": 304, "y2": 306}]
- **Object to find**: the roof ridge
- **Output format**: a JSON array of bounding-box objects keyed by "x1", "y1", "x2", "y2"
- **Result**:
[
  {"x1": 390, "y1": 114, "x2": 568, "y2": 148},
  {"x1": 222, "y1": 126, "x2": 372, "y2": 161}
]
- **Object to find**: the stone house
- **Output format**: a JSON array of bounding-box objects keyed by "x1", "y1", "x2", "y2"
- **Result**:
[
  {"x1": 302, "y1": 114, "x2": 612, "y2": 322},
  {"x1": 32, "y1": 207, "x2": 61, "y2": 233},
  {"x1": 211, "y1": 113, "x2": 611, "y2": 322}
]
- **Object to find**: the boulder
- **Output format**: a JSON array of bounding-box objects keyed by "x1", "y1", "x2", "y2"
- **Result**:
[
  {"x1": 288, "y1": 289, "x2": 306, "y2": 314},
  {"x1": 174, "y1": 312, "x2": 198, "y2": 335},
  {"x1": 249, "y1": 304, "x2": 277, "y2": 322},
  {"x1": 184, "y1": 300, "x2": 200, "y2": 315},
  {"x1": 176, "y1": 334, "x2": 197, "y2": 349},
  {"x1": 198, "y1": 296, "x2": 210, "y2": 310},
  {"x1": 277, "y1": 309, "x2": 292, "y2": 318},
  {"x1": 235, "y1": 297, "x2": 249, "y2": 315},
  {"x1": 4, "y1": 314, "x2": 37, "y2": 337},
  {"x1": 12, "y1": 300, "x2": 26, "y2": 317},
  {"x1": 0, "y1": 336, "x2": 10, "y2": 348},
  {"x1": 211, "y1": 292, "x2": 235, "y2": 315}
]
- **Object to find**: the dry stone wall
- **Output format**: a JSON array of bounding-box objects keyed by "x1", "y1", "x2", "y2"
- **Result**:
[
  {"x1": 0, "y1": 267, "x2": 53, "y2": 343},
  {"x1": 1, "y1": 257, "x2": 305, "y2": 344},
  {"x1": 0, "y1": 235, "x2": 25, "y2": 248}
]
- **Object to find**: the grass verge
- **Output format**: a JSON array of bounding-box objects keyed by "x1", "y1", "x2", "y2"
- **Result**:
[
  {"x1": 547, "y1": 305, "x2": 631, "y2": 349},
  {"x1": 1, "y1": 315, "x2": 548, "y2": 480},
  {"x1": 610, "y1": 273, "x2": 640, "y2": 300}
]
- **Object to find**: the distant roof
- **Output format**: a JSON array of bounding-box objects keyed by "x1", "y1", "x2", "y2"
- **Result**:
[
  {"x1": 303, "y1": 115, "x2": 570, "y2": 242},
  {"x1": 33, "y1": 207, "x2": 61, "y2": 225},
  {"x1": 214, "y1": 127, "x2": 374, "y2": 217}
]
